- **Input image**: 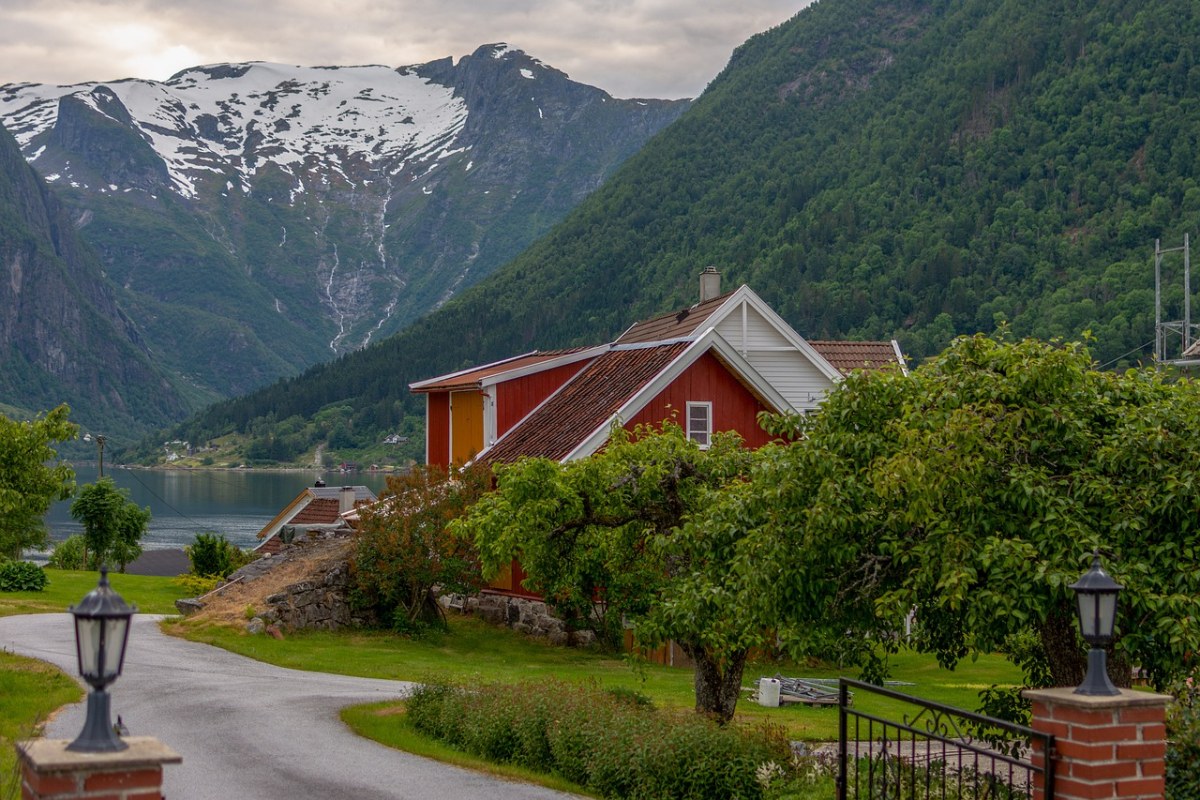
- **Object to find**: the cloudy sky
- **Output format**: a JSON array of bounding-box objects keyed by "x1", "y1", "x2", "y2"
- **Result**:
[{"x1": 0, "y1": 1, "x2": 810, "y2": 99}]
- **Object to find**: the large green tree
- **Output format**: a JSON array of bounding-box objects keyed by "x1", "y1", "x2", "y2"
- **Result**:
[
  {"x1": 0, "y1": 405, "x2": 76, "y2": 559},
  {"x1": 729, "y1": 335, "x2": 1200, "y2": 691},
  {"x1": 70, "y1": 478, "x2": 151, "y2": 572},
  {"x1": 455, "y1": 423, "x2": 766, "y2": 723}
]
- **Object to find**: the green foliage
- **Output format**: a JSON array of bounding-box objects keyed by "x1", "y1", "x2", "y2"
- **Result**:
[
  {"x1": 172, "y1": 573, "x2": 221, "y2": 597},
  {"x1": 160, "y1": 0, "x2": 1200, "y2": 466},
  {"x1": 1166, "y1": 671, "x2": 1200, "y2": 800},
  {"x1": 0, "y1": 562, "x2": 48, "y2": 592},
  {"x1": 47, "y1": 536, "x2": 94, "y2": 571},
  {"x1": 0, "y1": 405, "x2": 76, "y2": 559},
  {"x1": 350, "y1": 463, "x2": 490, "y2": 633},
  {"x1": 724, "y1": 334, "x2": 1200, "y2": 692},
  {"x1": 455, "y1": 423, "x2": 763, "y2": 722},
  {"x1": 186, "y1": 532, "x2": 253, "y2": 578},
  {"x1": 69, "y1": 478, "x2": 151, "y2": 572},
  {"x1": 406, "y1": 679, "x2": 791, "y2": 799}
]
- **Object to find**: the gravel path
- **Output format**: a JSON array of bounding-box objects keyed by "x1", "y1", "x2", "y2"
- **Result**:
[{"x1": 1, "y1": 613, "x2": 581, "y2": 800}]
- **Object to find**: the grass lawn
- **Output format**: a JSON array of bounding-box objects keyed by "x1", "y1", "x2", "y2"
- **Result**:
[
  {"x1": 170, "y1": 612, "x2": 1025, "y2": 741},
  {"x1": 0, "y1": 568, "x2": 187, "y2": 617},
  {"x1": 0, "y1": 650, "x2": 83, "y2": 800}
]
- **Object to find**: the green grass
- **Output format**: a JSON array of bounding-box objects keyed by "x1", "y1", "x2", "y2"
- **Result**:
[
  {"x1": 0, "y1": 568, "x2": 187, "y2": 617},
  {"x1": 171, "y1": 613, "x2": 1025, "y2": 741},
  {"x1": 0, "y1": 650, "x2": 84, "y2": 800},
  {"x1": 341, "y1": 702, "x2": 596, "y2": 797}
]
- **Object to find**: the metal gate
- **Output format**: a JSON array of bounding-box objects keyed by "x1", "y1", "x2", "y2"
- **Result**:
[{"x1": 837, "y1": 678, "x2": 1055, "y2": 799}]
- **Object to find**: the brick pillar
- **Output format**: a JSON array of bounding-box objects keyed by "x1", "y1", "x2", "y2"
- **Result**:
[
  {"x1": 1024, "y1": 687, "x2": 1172, "y2": 800},
  {"x1": 16, "y1": 737, "x2": 181, "y2": 800}
]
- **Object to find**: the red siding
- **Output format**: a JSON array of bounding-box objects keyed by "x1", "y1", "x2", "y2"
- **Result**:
[
  {"x1": 426, "y1": 392, "x2": 451, "y2": 469},
  {"x1": 495, "y1": 360, "x2": 593, "y2": 436},
  {"x1": 627, "y1": 352, "x2": 773, "y2": 448}
]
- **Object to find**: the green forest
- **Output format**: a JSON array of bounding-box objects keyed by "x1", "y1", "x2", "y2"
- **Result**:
[{"x1": 137, "y1": 0, "x2": 1200, "y2": 464}]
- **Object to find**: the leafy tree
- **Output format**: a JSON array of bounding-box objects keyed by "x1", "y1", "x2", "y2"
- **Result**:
[
  {"x1": 455, "y1": 424, "x2": 764, "y2": 723},
  {"x1": 350, "y1": 463, "x2": 490, "y2": 634},
  {"x1": 0, "y1": 405, "x2": 76, "y2": 559},
  {"x1": 70, "y1": 478, "x2": 151, "y2": 572},
  {"x1": 728, "y1": 335, "x2": 1200, "y2": 692}
]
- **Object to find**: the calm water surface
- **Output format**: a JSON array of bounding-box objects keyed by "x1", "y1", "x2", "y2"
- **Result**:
[{"x1": 45, "y1": 467, "x2": 392, "y2": 552}]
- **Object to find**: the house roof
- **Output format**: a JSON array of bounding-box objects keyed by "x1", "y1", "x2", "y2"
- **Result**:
[
  {"x1": 409, "y1": 348, "x2": 598, "y2": 393},
  {"x1": 481, "y1": 342, "x2": 691, "y2": 464},
  {"x1": 254, "y1": 485, "x2": 377, "y2": 542},
  {"x1": 807, "y1": 340, "x2": 906, "y2": 376},
  {"x1": 615, "y1": 291, "x2": 735, "y2": 344}
]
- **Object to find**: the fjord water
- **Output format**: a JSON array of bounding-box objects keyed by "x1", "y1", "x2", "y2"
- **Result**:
[{"x1": 45, "y1": 467, "x2": 392, "y2": 551}]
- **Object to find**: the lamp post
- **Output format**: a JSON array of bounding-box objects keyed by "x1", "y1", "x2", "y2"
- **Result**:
[
  {"x1": 67, "y1": 566, "x2": 136, "y2": 752},
  {"x1": 1069, "y1": 551, "x2": 1123, "y2": 696}
]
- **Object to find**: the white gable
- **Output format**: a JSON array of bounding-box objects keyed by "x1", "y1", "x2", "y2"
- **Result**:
[{"x1": 698, "y1": 286, "x2": 840, "y2": 411}]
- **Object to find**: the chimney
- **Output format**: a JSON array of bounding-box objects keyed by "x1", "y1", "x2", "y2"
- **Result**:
[
  {"x1": 340, "y1": 486, "x2": 356, "y2": 514},
  {"x1": 699, "y1": 266, "x2": 721, "y2": 302}
]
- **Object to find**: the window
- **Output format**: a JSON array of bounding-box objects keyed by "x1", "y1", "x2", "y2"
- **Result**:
[{"x1": 686, "y1": 402, "x2": 712, "y2": 448}]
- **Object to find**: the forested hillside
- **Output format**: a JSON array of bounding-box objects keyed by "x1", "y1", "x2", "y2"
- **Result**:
[{"x1": 146, "y1": 0, "x2": 1200, "y2": 465}]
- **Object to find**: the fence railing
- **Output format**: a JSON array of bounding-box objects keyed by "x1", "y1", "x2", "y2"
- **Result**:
[{"x1": 837, "y1": 678, "x2": 1055, "y2": 799}]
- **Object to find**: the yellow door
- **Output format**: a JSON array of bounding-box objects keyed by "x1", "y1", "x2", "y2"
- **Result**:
[{"x1": 450, "y1": 390, "x2": 484, "y2": 464}]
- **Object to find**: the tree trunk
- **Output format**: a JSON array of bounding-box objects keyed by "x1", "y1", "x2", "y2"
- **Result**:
[
  {"x1": 680, "y1": 642, "x2": 748, "y2": 725},
  {"x1": 1039, "y1": 603, "x2": 1130, "y2": 689}
]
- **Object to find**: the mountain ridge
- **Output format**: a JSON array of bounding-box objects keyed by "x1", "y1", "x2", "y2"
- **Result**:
[{"x1": 0, "y1": 45, "x2": 688, "y2": 438}]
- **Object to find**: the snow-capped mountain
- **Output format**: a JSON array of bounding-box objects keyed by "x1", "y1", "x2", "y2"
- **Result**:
[
  {"x1": 0, "y1": 45, "x2": 689, "y2": 425},
  {"x1": 3, "y1": 60, "x2": 470, "y2": 199}
]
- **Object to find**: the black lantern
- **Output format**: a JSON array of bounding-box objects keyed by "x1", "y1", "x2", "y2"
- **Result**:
[
  {"x1": 1068, "y1": 552, "x2": 1122, "y2": 696},
  {"x1": 67, "y1": 567, "x2": 136, "y2": 752}
]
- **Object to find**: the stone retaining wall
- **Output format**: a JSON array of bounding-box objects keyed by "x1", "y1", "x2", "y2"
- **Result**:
[
  {"x1": 463, "y1": 592, "x2": 596, "y2": 647},
  {"x1": 256, "y1": 562, "x2": 374, "y2": 631}
]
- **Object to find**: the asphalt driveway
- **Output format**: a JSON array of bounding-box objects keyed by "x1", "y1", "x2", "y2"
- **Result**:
[{"x1": 1, "y1": 613, "x2": 581, "y2": 799}]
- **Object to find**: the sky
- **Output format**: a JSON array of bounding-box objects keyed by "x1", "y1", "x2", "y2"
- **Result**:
[{"x1": 0, "y1": 1, "x2": 810, "y2": 99}]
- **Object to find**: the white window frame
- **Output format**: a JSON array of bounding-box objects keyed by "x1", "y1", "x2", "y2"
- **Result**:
[{"x1": 686, "y1": 401, "x2": 712, "y2": 448}]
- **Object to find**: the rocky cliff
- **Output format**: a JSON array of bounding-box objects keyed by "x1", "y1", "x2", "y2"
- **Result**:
[{"x1": 0, "y1": 120, "x2": 185, "y2": 430}]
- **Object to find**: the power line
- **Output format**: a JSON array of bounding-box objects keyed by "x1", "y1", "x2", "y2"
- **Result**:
[{"x1": 1099, "y1": 340, "x2": 1152, "y2": 371}]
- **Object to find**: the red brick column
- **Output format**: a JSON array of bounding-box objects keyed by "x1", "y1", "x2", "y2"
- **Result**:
[
  {"x1": 1024, "y1": 687, "x2": 1172, "y2": 800},
  {"x1": 16, "y1": 737, "x2": 181, "y2": 800}
]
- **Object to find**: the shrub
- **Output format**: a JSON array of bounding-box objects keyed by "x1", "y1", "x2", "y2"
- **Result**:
[
  {"x1": 1167, "y1": 671, "x2": 1200, "y2": 800},
  {"x1": 0, "y1": 561, "x2": 49, "y2": 592},
  {"x1": 406, "y1": 679, "x2": 791, "y2": 799},
  {"x1": 187, "y1": 532, "x2": 255, "y2": 578},
  {"x1": 351, "y1": 464, "x2": 489, "y2": 633},
  {"x1": 47, "y1": 535, "x2": 93, "y2": 570},
  {"x1": 172, "y1": 573, "x2": 222, "y2": 597}
]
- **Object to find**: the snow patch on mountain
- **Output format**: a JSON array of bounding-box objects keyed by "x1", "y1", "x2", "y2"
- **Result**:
[{"x1": 0, "y1": 62, "x2": 469, "y2": 198}]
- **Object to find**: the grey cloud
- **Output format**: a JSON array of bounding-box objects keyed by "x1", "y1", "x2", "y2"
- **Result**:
[{"x1": 0, "y1": 0, "x2": 806, "y2": 97}]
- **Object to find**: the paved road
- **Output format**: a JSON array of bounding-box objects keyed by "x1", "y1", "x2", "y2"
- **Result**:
[{"x1": 1, "y1": 614, "x2": 581, "y2": 799}]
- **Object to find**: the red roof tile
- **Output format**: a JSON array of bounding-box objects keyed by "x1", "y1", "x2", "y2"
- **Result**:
[
  {"x1": 614, "y1": 292, "x2": 734, "y2": 344},
  {"x1": 481, "y1": 343, "x2": 689, "y2": 464},
  {"x1": 290, "y1": 498, "x2": 342, "y2": 525},
  {"x1": 808, "y1": 341, "x2": 902, "y2": 375}
]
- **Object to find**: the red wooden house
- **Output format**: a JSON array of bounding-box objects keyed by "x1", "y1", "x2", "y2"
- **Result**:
[{"x1": 411, "y1": 268, "x2": 905, "y2": 596}]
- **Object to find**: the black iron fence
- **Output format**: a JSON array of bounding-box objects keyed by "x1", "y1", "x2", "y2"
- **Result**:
[{"x1": 837, "y1": 678, "x2": 1055, "y2": 799}]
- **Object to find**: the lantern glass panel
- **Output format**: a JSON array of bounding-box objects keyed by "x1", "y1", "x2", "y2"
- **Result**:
[
  {"x1": 1075, "y1": 591, "x2": 1118, "y2": 641},
  {"x1": 102, "y1": 617, "x2": 129, "y2": 677},
  {"x1": 76, "y1": 617, "x2": 102, "y2": 678}
]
